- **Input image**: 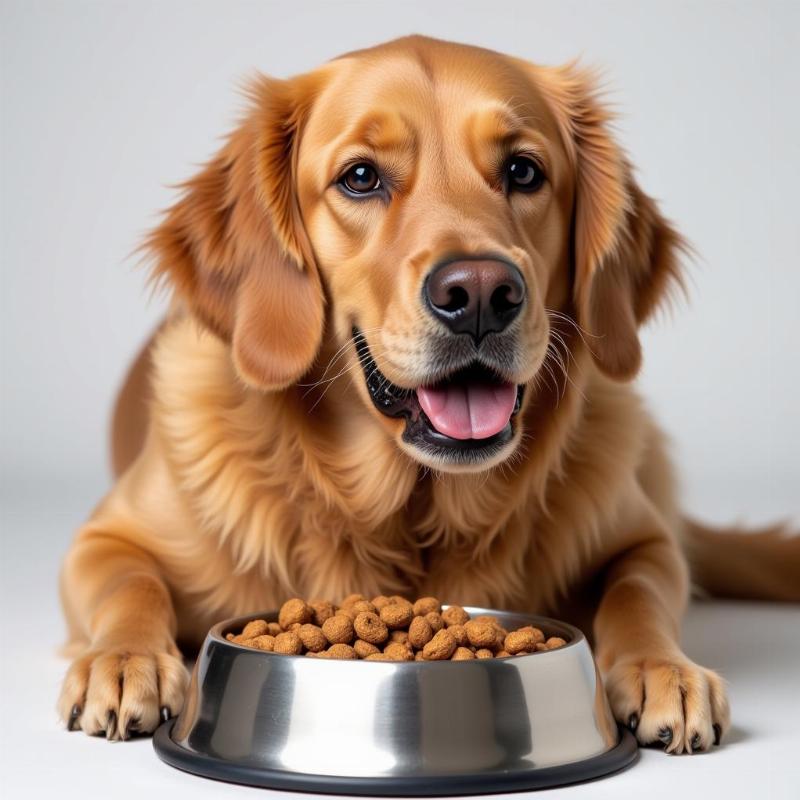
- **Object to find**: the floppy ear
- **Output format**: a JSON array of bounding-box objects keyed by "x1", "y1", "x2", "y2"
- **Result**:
[
  {"x1": 539, "y1": 65, "x2": 686, "y2": 380},
  {"x1": 145, "y1": 74, "x2": 325, "y2": 391}
]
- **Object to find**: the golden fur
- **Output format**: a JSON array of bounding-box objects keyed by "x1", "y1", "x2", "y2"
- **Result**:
[{"x1": 58, "y1": 36, "x2": 798, "y2": 751}]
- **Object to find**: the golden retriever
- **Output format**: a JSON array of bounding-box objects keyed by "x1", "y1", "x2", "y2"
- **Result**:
[{"x1": 57, "y1": 35, "x2": 799, "y2": 752}]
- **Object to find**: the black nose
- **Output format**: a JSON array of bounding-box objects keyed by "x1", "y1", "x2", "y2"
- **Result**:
[{"x1": 424, "y1": 258, "x2": 526, "y2": 342}]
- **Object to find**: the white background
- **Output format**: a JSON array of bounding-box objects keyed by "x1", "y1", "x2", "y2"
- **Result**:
[{"x1": 1, "y1": 2, "x2": 798, "y2": 799}]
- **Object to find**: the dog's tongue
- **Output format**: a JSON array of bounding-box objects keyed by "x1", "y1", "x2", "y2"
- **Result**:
[{"x1": 417, "y1": 381, "x2": 517, "y2": 440}]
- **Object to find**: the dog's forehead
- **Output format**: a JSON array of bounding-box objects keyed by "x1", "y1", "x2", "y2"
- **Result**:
[{"x1": 301, "y1": 40, "x2": 561, "y2": 161}]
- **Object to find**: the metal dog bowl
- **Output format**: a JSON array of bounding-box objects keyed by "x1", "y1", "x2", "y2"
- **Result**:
[{"x1": 154, "y1": 607, "x2": 636, "y2": 794}]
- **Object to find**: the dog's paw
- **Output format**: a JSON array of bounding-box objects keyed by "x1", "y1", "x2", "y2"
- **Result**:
[
  {"x1": 57, "y1": 644, "x2": 189, "y2": 740},
  {"x1": 604, "y1": 655, "x2": 730, "y2": 754}
]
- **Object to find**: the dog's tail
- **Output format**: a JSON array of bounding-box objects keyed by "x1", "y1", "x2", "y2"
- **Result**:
[{"x1": 684, "y1": 517, "x2": 800, "y2": 603}]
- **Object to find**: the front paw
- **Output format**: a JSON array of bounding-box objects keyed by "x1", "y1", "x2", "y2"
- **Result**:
[
  {"x1": 604, "y1": 655, "x2": 730, "y2": 754},
  {"x1": 57, "y1": 643, "x2": 189, "y2": 740}
]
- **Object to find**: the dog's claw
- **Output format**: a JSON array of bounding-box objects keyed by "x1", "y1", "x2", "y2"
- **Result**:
[
  {"x1": 657, "y1": 726, "x2": 673, "y2": 747},
  {"x1": 690, "y1": 732, "x2": 702, "y2": 751},
  {"x1": 120, "y1": 716, "x2": 139, "y2": 741},
  {"x1": 67, "y1": 704, "x2": 81, "y2": 731},
  {"x1": 106, "y1": 710, "x2": 118, "y2": 740},
  {"x1": 713, "y1": 724, "x2": 722, "y2": 746},
  {"x1": 627, "y1": 713, "x2": 639, "y2": 731},
  {"x1": 160, "y1": 706, "x2": 171, "y2": 724}
]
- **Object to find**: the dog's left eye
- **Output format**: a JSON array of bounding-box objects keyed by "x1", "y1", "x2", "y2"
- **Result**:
[
  {"x1": 339, "y1": 163, "x2": 382, "y2": 195},
  {"x1": 505, "y1": 155, "x2": 545, "y2": 193}
]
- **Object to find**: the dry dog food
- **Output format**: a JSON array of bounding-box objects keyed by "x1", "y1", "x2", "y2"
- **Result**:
[{"x1": 226, "y1": 596, "x2": 569, "y2": 661}]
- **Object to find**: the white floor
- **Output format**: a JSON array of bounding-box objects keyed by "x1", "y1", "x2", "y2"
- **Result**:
[{"x1": 2, "y1": 491, "x2": 798, "y2": 800}]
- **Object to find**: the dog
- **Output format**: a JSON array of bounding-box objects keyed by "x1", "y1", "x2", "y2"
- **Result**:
[{"x1": 58, "y1": 35, "x2": 798, "y2": 751}]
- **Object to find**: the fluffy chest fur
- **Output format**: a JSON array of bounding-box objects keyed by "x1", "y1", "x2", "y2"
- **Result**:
[{"x1": 150, "y1": 317, "x2": 652, "y2": 636}]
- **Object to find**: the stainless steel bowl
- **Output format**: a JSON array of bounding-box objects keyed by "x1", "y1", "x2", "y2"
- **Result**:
[{"x1": 154, "y1": 607, "x2": 636, "y2": 793}]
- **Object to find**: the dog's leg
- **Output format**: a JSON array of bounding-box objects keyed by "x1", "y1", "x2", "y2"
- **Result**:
[
  {"x1": 57, "y1": 523, "x2": 188, "y2": 740},
  {"x1": 593, "y1": 493, "x2": 730, "y2": 754}
]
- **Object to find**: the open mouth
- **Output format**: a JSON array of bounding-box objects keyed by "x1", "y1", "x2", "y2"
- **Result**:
[{"x1": 353, "y1": 328, "x2": 524, "y2": 461}]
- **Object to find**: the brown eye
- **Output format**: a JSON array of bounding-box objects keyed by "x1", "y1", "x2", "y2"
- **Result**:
[
  {"x1": 506, "y1": 155, "x2": 545, "y2": 193},
  {"x1": 340, "y1": 163, "x2": 381, "y2": 194}
]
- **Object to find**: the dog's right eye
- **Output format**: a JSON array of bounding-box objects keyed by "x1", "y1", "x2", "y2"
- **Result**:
[{"x1": 339, "y1": 163, "x2": 382, "y2": 195}]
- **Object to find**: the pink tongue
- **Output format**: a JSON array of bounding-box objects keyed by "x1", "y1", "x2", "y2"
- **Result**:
[{"x1": 417, "y1": 381, "x2": 517, "y2": 440}]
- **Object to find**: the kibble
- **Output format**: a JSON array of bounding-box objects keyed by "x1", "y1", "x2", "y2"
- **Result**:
[
  {"x1": 326, "y1": 643, "x2": 358, "y2": 660},
  {"x1": 465, "y1": 620, "x2": 497, "y2": 648},
  {"x1": 278, "y1": 599, "x2": 312, "y2": 629},
  {"x1": 353, "y1": 639, "x2": 381, "y2": 658},
  {"x1": 227, "y1": 597, "x2": 568, "y2": 661},
  {"x1": 354, "y1": 612, "x2": 389, "y2": 644},
  {"x1": 442, "y1": 605, "x2": 470, "y2": 627},
  {"x1": 380, "y1": 603, "x2": 414, "y2": 630},
  {"x1": 408, "y1": 616, "x2": 433, "y2": 648},
  {"x1": 447, "y1": 623, "x2": 469, "y2": 647},
  {"x1": 309, "y1": 600, "x2": 336, "y2": 626},
  {"x1": 274, "y1": 631, "x2": 303, "y2": 655},
  {"x1": 297, "y1": 624, "x2": 327, "y2": 652},
  {"x1": 242, "y1": 619, "x2": 269, "y2": 639},
  {"x1": 249, "y1": 634, "x2": 276, "y2": 651},
  {"x1": 423, "y1": 629, "x2": 457, "y2": 661},
  {"x1": 322, "y1": 614, "x2": 355, "y2": 644}
]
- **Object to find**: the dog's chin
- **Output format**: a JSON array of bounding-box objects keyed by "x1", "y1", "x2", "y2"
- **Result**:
[{"x1": 353, "y1": 328, "x2": 525, "y2": 473}]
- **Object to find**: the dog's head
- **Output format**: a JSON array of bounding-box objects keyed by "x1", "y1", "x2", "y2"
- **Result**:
[{"x1": 148, "y1": 36, "x2": 683, "y2": 473}]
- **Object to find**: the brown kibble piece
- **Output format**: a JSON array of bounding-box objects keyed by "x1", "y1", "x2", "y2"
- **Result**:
[
  {"x1": 414, "y1": 650, "x2": 425, "y2": 661},
  {"x1": 451, "y1": 646, "x2": 475, "y2": 660},
  {"x1": 242, "y1": 619, "x2": 269, "y2": 639},
  {"x1": 389, "y1": 630, "x2": 410, "y2": 645},
  {"x1": 535, "y1": 642, "x2": 548, "y2": 651},
  {"x1": 350, "y1": 600, "x2": 377, "y2": 615},
  {"x1": 278, "y1": 598, "x2": 312, "y2": 629},
  {"x1": 267, "y1": 622, "x2": 282, "y2": 636},
  {"x1": 473, "y1": 614, "x2": 499, "y2": 626},
  {"x1": 465, "y1": 620, "x2": 497, "y2": 648},
  {"x1": 442, "y1": 605, "x2": 470, "y2": 626},
  {"x1": 322, "y1": 614, "x2": 355, "y2": 644},
  {"x1": 447, "y1": 624, "x2": 468, "y2": 647},
  {"x1": 297, "y1": 624, "x2": 327, "y2": 652},
  {"x1": 326, "y1": 643, "x2": 357, "y2": 660},
  {"x1": 365, "y1": 653, "x2": 395, "y2": 661},
  {"x1": 383, "y1": 642, "x2": 415, "y2": 661},
  {"x1": 274, "y1": 631, "x2": 303, "y2": 655},
  {"x1": 371, "y1": 595, "x2": 392, "y2": 610},
  {"x1": 423, "y1": 629, "x2": 457, "y2": 660},
  {"x1": 248, "y1": 634, "x2": 276, "y2": 651},
  {"x1": 475, "y1": 648, "x2": 494, "y2": 659},
  {"x1": 353, "y1": 639, "x2": 381, "y2": 658},
  {"x1": 408, "y1": 616, "x2": 434, "y2": 648},
  {"x1": 424, "y1": 611, "x2": 444, "y2": 632},
  {"x1": 309, "y1": 600, "x2": 336, "y2": 626},
  {"x1": 504, "y1": 629, "x2": 539, "y2": 654},
  {"x1": 413, "y1": 597, "x2": 440, "y2": 616},
  {"x1": 340, "y1": 593, "x2": 365, "y2": 607},
  {"x1": 354, "y1": 612, "x2": 389, "y2": 644},
  {"x1": 389, "y1": 595, "x2": 413, "y2": 608},
  {"x1": 380, "y1": 603, "x2": 414, "y2": 630},
  {"x1": 545, "y1": 636, "x2": 567, "y2": 650},
  {"x1": 496, "y1": 650, "x2": 511, "y2": 658},
  {"x1": 518, "y1": 626, "x2": 545, "y2": 645}
]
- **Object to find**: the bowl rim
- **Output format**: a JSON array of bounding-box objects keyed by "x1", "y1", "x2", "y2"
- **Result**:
[{"x1": 208, "y1": 605, "x2": 586, "y2": 664}]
